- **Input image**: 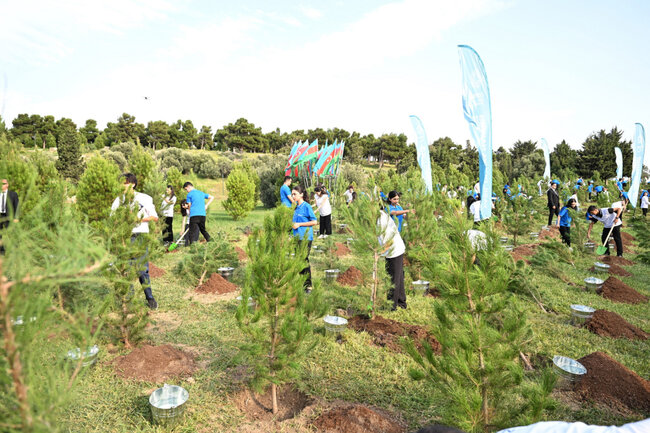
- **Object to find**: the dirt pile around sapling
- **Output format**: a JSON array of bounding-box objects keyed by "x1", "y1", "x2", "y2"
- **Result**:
[
  {"x1": 584, "y1": 310, "x2": 649, "y2": 340},
  {"x1": 348, "y1": 315, "x2": 441, "y2": 354},
  {"x1": 335, "y1": 242, "x2": 351, "y2": 257},
  {"x1": 235, "y1": 246, "x2": 247, "y2": 261},
  {"x1": 313, "y1": 404, "x2": 405, "y2": 433},
  {"x1": 600, "y1": 255, "x2": 635, "y2": 266},
  {"x1": 597, "y1": 277, "x2": 648, "y2": 304},
  {"x1": 196, "y1": 273, "x2": 237, "y2": 294},
  {"x1": 235, "y1": 385, "x2": 311, "y2": 422},
  {"x1": 148, "y1": 263, "x2": 166, "y2": 278},
  {"x1": 620, "y1": 232, "x2": 636, "y2": 243},
  {"x1": 589, "y1": 263, "x2": 632, "y2": 277},
  {"x1": 114, "y1": 344, "x2": 196, "y2": 382},
  {"x1": 510, "y1": 244, "x2": 537, "y2": 263},
  {"x1": 337, "y1": 266, "x2": 362, "y2": 286},
  {"x1": 575, "y1": 351, "x2": 650, "y2": 413},
  {"x1": 538, "y1": 226, "x2": 559, "y2": 240}
]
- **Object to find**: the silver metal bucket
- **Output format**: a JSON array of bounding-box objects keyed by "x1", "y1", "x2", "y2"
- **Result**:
[
  {"x1": 570, "y1": 304, "x2": 596, "y2": 325},
  {"x1": 501, "y1": 244, "x2": 514, "y2": 252},
  {"x1": 236, "y1": 295, "x2": 256, "y2": 308},
  {"x1": 593, "y1": 262, "x2": 610, "y2": 274},
  {"x1": 217, "y1": 267, "x2": 234, "y2": 281},
  {"x1": 529, "y1": 232, "x2": 540, "y2": 239},
  {"x1": 499, "y1": 237, "x2": 508, "y2": 244},
  {"x1": 66, "y1": 345, "x2": 99, "y2": 367},
  {"x1": 584, "y1": 277, "x2": 604, "y2": 291},
  {"x1": 553, "y1": 355, "x2": 587, "y2": 384},
  {"x1": 323, "y1": 315, "x2": 348, "y2": 334},
  {"x1": 346, "y1": 237, "x2": 354, "y2": 247},
  {"x1": 324, "y1": 269, "x2": 340, "y2": 283},
  {"x1": 411, "y1": 280, "x2": 429, "y2": 296},
  {"x1": 149, "y1": 384, "x2": 189, "y2": 426},
  {"x1": 583, "y1": 242, "x2": 595, "y2": 253}
]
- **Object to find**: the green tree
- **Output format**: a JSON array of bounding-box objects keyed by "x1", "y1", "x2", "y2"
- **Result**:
[
  {"x1": 236, "y1": 207, "x2": 324, "y2": 415},
  {"x1": 197, "y1": 125, "x2": 213, "y2": 150},
  {"x1": 176, "y1": 237, "x2": 238, "y2": 286},
  {"x1": 214, "y1": 118, "x2": 268, "y2": 153},
  {"x1": 145, "y1": 120, "x2": 172, "y2": 150},
  {"x1": 79, "y1": 119, "x2": 100, "y2": 145},
  {"x1": 550, "y1": 140, "x2": 577, "y2": 178},
  {"x1": 55, "y1": 122, "x2": 84, "y2": 181},
  {"x1": 127, "y1": 146, "x2": 156, "y2": 192},
  {"x1": 223, "y1": 166, "x2": 256, "y2": 220},
  {"x1": 76, "y1": 156, "x2": 121, "y2": 224},
  {"x1": 105, "y1": 113, "x2": 145, "y2": 145},
  {"x1": 502, "y1": 195, "x2": 535, "y2": 246},
  {"x1": 577, "y1": 128, "x2": 632, "y2": 179}
]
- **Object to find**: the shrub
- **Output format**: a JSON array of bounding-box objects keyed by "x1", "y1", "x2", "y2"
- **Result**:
[
  {"x1": 76, "y1": 156, "x2": 121, "y2": 224},
  {"x1": 197, "y1": 157, "x2": 219, "y2": 178},
  {"x1": 175, "y1": 235, "x2": 238, "y2": 286},
  {"x1": 55, "y1": 124, "x2": 85, "y2": 181},
  {"x1": 259, "y1": 168, "x2": 284, "y2": 208},
  {"x1": 99, "y1": 149, "x2": 128, "y2": 171},
  {"x1": 127, "y1": 145, "x2": 156, "y2": 192},
  {"x1": 214, "y1": 156, "x2": 233, "y2": 178},
  {"x1": 223, "y1": 166, "x2": 256, "y2": 220}
]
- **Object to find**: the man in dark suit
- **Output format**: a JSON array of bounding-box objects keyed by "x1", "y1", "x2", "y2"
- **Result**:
[{"x1": 0, "y1": 178, "x2": 19, "y2": 229}]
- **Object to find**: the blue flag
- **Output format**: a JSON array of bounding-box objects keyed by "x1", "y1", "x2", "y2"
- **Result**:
[
  {"x1": 540, "y1": 138, "x2": 550, "y2": 180},
  {"x1": 409, "y1": 115, "x2": 433, "y2": 194},
  {"x1": 614, "y1": 147, "x2": 623, "y2": 180},
  {"x1": 628, "y1": 123, "x2": 646, "y2": 208},
  {"x1": 458, "y1": 45, "x2": 492, "y2": 220}
]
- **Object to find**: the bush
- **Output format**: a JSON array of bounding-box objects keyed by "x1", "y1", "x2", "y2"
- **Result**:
[
  {"x1": 127, "y1": 146, "x2": 156, "y2": 192},
  {"x1": 197, "y1": 157, "x2": 219, "y2": 178},
  {"x1": 223, "y1": 167, "x2": 256, "y2": 220},
  {"x1": 28, "y1": 152, "x2": 60, "y2": 192},
  {"x1": 259, "y1": 168, "x2": 284, "y2": 208},
  {"x1": 99, "y1": 149, "x2": 128, "y2": 171},
  {"x1": 110, "y1": 142, "x2": 136, "y2": 159},
  {"x1": 55, "y1": 125, "x2": 85, "y2": 181},
  {"x1": 76, "y1": 156, "x2": 121, "y2": 224},
  {"x1": 214, "y1": 156, "x2": 233, "y2": 178},
  {"x1": 239, "y1": 160, "x2": 260, "y2": 202}
]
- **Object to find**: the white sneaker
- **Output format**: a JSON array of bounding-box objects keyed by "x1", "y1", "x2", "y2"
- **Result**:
[{"x1": 318, "y1": 234, "x2": 326, "y2": 239}]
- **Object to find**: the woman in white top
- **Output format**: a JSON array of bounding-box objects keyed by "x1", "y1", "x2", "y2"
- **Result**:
[
  {"x1": 378, "y1": 200, "x2": 407, "y2": 311},
  {"x1": 314, "y1": 186, "x2": 332, "y2": 237},
  {"x1": 162, "y1": 185, "x2": 177, "y2": 243},
  {"x1": 641, "y1": 190, "x2": 649, "y2": 217}
]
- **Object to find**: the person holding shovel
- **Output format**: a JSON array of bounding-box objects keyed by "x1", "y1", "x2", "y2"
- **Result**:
[
  {"x1": 556, "y1": 198, "x2": 577, "y2": 246},
  {"x1": 183, "y1": 181, "x2": 214, "y2": 245},
  {"x1": 546, "y1": 179, "x2": 560, "y2": 226},
  {"x1": 586, "y1": 204, "x2": 624, "y2": 257},
  {"x1": 291, "y1": 184, "x2": 318, "y2": 293}
]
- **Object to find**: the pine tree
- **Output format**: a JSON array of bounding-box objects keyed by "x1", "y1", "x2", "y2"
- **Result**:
[
  {"x1": 236, "y1": 206, "x2": 325, "y2": 414},
  {"x1": 76, "y1": 156, "x2": 121, "y2": 224},
  {"x1": 405, "y1": 214, "x2": 555, "y2": 432},
  {"x1": 223, "y1": 166, "x2": 256, "y2": 220},
  {"x1": 55, "y1": 123, "x2": 84, "y2": 181},
  {"x1": 502, "y1": 195, "x2": 535, "y2": 246},
  {"x1": 176, "y1": 235, "x2": 239, "y2": 286}
]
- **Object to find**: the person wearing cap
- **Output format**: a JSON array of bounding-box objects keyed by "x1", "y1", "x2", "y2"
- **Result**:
[
  {"x1": 557, "y1": 198, "x2": 577, "y2": 246},
  {"x1": 586, "y1": 203, "x2": 624, "y2": 257},
  {"x1": 641, "y1": 190, "x2": 649, "y2": 217},
  {"x1": 546, "y1": 180, "x2": 560, "y2": 226},
  {"x1": 587, "y1": 181, "x2": 594, "y2": 200}
]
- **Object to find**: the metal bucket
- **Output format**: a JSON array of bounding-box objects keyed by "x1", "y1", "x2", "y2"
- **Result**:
[
  {"x1": 217, "y1": 267, "x2": 234, "y2": 281},
  {"x1": 339, "y1": 224, "x2": 347, "y2": 230},
  {"x1": 593, "y1": 262, "x2": 610, "y2": 274},
  {"x1": 570, "y1": 304, "x2": 596, "y2": 325},
  {"x1": 501, "y1": 244, "x2": 514, "y2": 252},
  {"x1": 66, "y1": 345, "x2": 99, "y2": 367},
  {"x1": 411, "y1": 280, "x2": 429, "y2": 296},
  {"x1": 583, "y1": 242, "x2": 595, "y2": 253},
  {"x1": 236, "y1": 295, "x2": 256, "y2": 308},
  {"x1": 584, "y1": 277, "x2": 604, "y2": 291},
  {"x1": 346, "y1": 237, "x2": 355, "y2": 247},
  {"x1": 324, "y1": 269, "x2": 340, "y2": 283},
  {"x1": 529, "y1": 232, "x2": 540, "y2": 239},
  {"x1": 149, "y1": 384, "x2": 189, "y2": 426},
  {"x1": 499, "y1": 237, "x2": 508, "y2": 244},
  {"x1": 11, "y1": 316, "x2": 36, "y2": 327},
  {"x1": 552, "y1": 355, "x2": 587, "y2": 384},
  {"x1": 541, "y1": 225, "x2": 549, "y2": 231},
  {"x1": 323, "y1": 315, "x2": 348, "y2": 334}
]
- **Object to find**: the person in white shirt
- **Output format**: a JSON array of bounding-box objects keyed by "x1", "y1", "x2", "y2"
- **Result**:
[
  {"x1": 111, "y1": 173, "x2": 159, "y2": 309},
  {"x1": 413, "y1": 418, "x2": 650, "y2": 433},
  {"x1": 641, "y1": 190, "x2": 649, "y2": 217},
  {"x1": 314, "y1": 186, "x2": 332, "y2": 237},
  {"x1": 378, "y1": 201, "x2": 407, "y2": 311},
  {"x1": 586, "y1": 203, "x2": 624, "y2": 257},
  {"x1": 469, "y1": 194, "x2": 482, "y2": 224},
  {"x1": 344, "y1": 184, "x2": 356, "y2": 205},
  {"x1": 162, "y1": 185, "x2": 177, "y2": 244}
]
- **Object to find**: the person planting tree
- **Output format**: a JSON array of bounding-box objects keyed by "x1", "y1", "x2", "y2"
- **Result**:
[
  {"x1": 586, "y1": 203, "x2": 624, "y2": 257},
  {"x1": 313, "y1": 185, "x2": 332, "y2": 238},
  {"x1": 291, "y1": 184, "x2": 317, "y2": 293},
  {"x1": 546, "y1": 179, "x2": 560, "y2": 226},
  {"x1": 556, "y1": 198, "x2": 577, "y2": 247},
  {"x1": 183, "y1": 181, "x2": 214, "y2": 245},
  {"x1": 387, "y1": 190, "x2": 414, "y2": 233},
  {"x1": 379, "y1": 198, "x2": 407, "y2": 311}
]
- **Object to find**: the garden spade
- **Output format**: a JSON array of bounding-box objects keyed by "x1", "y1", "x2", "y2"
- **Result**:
[
  {"x1": 595, "y1": 225, "x2": 615, "y2": 255},
  {"x1": 168, "y1": 228, "x2": 189, "y2": 252}
]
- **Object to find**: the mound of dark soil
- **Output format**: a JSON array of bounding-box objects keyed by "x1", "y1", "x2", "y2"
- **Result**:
[
  {"x1": 148, "y1": 263, "x2": 166, "y2": 278},
  {"x1": 539, "y1": 227, "x2": 560, "y2": 241},
  {"x1": 335, "y1": 242, "x2": 351, "y2": 257},
  {"x1": 114, "y1": 344, "x2": 196, "y2": 382},
  {"x1": 597, "y1": 277, "x2": 648, "y2": 304},
  {"x1": 235, "y1": 246, "x2": 247, "y2": 261},
  {"x1": 337, "y1": 266, "x2": 362, "y2": 287},
  {"x1": 589, "y1": 263, "x2": 632, "y2": 277},
  {"x1": 235, "y1": 385, "x2": 311, "y2": 422},
  {"x1": 196, "y1": 273, "x2": 237, "y2": 294},
  {"x1": 575, "y1": 351, "x2": 650, "y2": 413},
  {"x1": 620, "y1": 232, "x2": 636, "y2": 243},
  {"x1": 348, "y1": 315, "x2": 441, "y2": 354},
  {"x1": 600, "y1": 255, "x2": 635, "y2": 266},
  {"x1": 510, "y1": 244, "x2": 537, "y2": 263},
  {"x1": 313, "y1": 404, "x2": 405, "y2": 433},
  {"x1": 584, "y1": 310, "x2": 650, "y2": 340}
]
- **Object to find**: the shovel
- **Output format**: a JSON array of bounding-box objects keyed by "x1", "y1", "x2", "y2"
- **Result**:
[
  {"x1": 595, "y1": 225, "x2": 615, "y2": 255},
  {"x1": 168, "y1": 228, "x2": 189, "y2": 252}
]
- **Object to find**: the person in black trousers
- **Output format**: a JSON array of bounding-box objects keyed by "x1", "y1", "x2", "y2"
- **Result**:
[
  {"x1": 557, "y1": 198, "x2": 577, "y2": 246},
  {"x1": 0, "y1": 179, "x2": 19, "y2": 254},
  {"x1": 586, "y1": 204, "x2": 624, "y2": 256},
  {"x1": 546, "y1": 180, "x2": 560, "y2": 226}
]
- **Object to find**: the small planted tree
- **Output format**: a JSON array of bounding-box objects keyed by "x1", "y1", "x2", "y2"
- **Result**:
[
  {"x1": 223, "y1": 166, "x2": 256, "y2": 220},
  {"x1": 502, "y1": 195, "x2": 535, "y2": 246},
  {"x1": 76, "y1": 156, "x2": 121, "y2": 224},
  {"x1": 55, "y1": 123, "x2": 85, "y2": 181},
  {"x1": 405, "y1": 213, "x2": 554, "y2": 432},
  {"x1": 176, "y1": 234, "x2": 239, "y2": 286},
  {"x1": 236, "y1": 206, "x2": 325, "y2": 415}
]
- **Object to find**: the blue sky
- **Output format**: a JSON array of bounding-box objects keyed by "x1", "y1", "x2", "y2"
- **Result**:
[{"x1": 1, "y1": 0, "x2": 648, "y2": 159}]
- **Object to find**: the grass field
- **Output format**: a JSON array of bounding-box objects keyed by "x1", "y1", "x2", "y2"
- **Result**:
[{"x1": 56, "y1": 197, "x2": 650, "y2": 433}]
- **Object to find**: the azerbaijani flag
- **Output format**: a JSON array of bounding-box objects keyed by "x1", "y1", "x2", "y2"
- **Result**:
[
  {"x1": 285, "y1": 141, "x2": 301, "y2": 172},
  {"x1": 296, "y1": 139, "x2": 318, "y2": 164},
  {"x1": 314, "y1": 141, "x2": 336, "y2": 177},
  {"x1": 289, "y1": 140, "x2": 310, "y2": 167},
  {"x1": 327, "y1": 141, "x2": 343, "y2": 175}
]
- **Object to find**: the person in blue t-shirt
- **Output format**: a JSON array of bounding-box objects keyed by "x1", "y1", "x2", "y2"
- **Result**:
[
  {"x1": 291, "y1": 184, "x2": 317, "y2": 293},
  {"x1": 280, "y1": 176, "x2": 294, "y2": 208},
  {"x1": 387, "y1": 190, "x2": 414, "y2": 232},
  {"x1": 556, "y1": 198, "x2": 577, "y2": 246},
  {"x1": 183, "y1": 181, "x2": 214, "y2": 245}
]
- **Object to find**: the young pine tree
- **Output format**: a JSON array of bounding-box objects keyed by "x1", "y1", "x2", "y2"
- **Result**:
[
  {"x1": 502, "y1": 195, "x2": 535, "y2": 246},
  {"x1": 176, "y1": 234, "x2": 239, "y2": 286},
  {"x1": 55, "y1": 123, "x2": 85, "y2": 181},
  {"x1": 76, "y1": 156, "x2": 122, "y2": 225},
  {"x1": 236, "y1": 206, "x2": 325, "y2": 415},
  {"x1": 223, "y1": 166, "x2": 256, "y2": 220},
  {"x1": 405, "y1": 213, "x2": 554, "y2": 432}
]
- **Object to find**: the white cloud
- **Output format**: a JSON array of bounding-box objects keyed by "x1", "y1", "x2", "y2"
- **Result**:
[{"x1": 300, "y1": 6, "x2": 323, "y2": 19}]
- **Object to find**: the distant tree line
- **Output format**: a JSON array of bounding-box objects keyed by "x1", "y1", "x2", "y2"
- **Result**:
[{"x1": 0, "y1": 113, "x2": 640, "y2": 181}]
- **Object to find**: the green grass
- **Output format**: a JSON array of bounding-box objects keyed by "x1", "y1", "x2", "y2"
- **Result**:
[{"x1": 57, "y1": 205, "x2": 650, "y2": 432}]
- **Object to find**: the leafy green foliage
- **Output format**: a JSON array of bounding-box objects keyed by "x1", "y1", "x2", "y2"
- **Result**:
[
  {"x1": 175, "y1": 235, "x2": 239, "y2": 286},
  {"x1": 223, "y1": 166, "x2": 256, "y2": 220},
  {"x1": 76, "y1": 156, "x2": 121, "y2": 224},
  {"x1": 502, "y1": 195, "x2": 535, "y2": 246},
  {"x1": 127, "y1": 145, "x2": 156, "y2": 192},
  {"x1": 55, "y1": 122, "x2": 85, "y2": 181}
]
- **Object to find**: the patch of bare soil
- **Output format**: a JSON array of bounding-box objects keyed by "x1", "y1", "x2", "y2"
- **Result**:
[
  {"x1": 236, "y1": 246, "x2": 247, "y2": 261},
  {"x1": 348, "y1": 315, "x2": 441, "y2": 354},
  {"x1": 597, "y1": 277, "x2": 648, "y2": 304},
  {"x1": 235, "y1": 385, "x2": 312, "y2": 422},
  {"x1": 334, "y1": 242, "x2": 351, "y2": 257},
  {"x1": 538, "y1": 226, "x2": 560, "y2": 241},
  {"x1": 337, "y1": 266, "x2": 362, "y2": 286},
  {"x1": 147, "y1": 311, "x2": 182, "y2": 334},
  {"x1": 589, "y1": 263, "x2": 632, "y2": 277},
  {"x1": 148, "y1": 263, "x2": 166, "y2": 278},
  {"x1": 574, "y1": 351, "x2": 650, "y2": 413},
  {"x1": 621, "y1": 232, "x2": 636, "y2": 243},
  {"x1": 313, "y1": 404, "x2": 405, "y2": 433},
  {"x1": 600, "y1": 255, "x2": 635, "y2": 266},
  {"x1": 113, "y1": 344, "x2": 196, "y2": 382},
  {"x1": 585, "y1": 310, "x2": 650, "y2": 340},
  {"x1": 510, "y1": 244, "x2": 537, "y2": 263},
  {"x1": 196, "y1": 272, "x2": 237, "y2": 294}
]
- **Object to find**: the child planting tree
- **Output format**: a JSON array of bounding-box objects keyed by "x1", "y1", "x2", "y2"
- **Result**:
[
  {"x1": 236, "y1": 206, "x2": 325, "y2": 415},
  {"x1": 405, "y1": 213, "x2": 554, "y2": 432}
]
